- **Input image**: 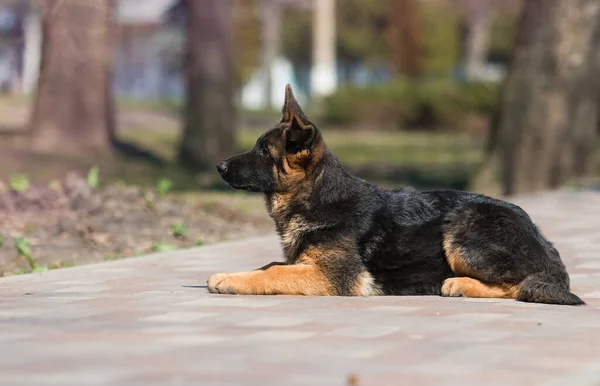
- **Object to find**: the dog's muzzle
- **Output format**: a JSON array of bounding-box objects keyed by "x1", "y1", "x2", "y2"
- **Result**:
[{"x1": 216, "y1": 161, "x2": 228, "y2": 175}]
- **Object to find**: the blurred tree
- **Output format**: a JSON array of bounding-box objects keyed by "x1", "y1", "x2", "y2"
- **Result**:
[
  {"x1": 232, "y1": 0, "x2": 261, "y2": 86},
  {"x1": 30, "y1": 0, "x2": 114, "y2": 151},
  {"x1": 488, "y1": 8, "x2": 518, "y2": 64},
  {"x1": 335, "y1": 0, "x2": 390, "y2": 67},
  {"x1": 473, "y1": 0, "x2": 600, "y2": 195},
  {"x1": 420, "y1": 0, "x2": 461, "y2": 76},
  {"x1": 281, "y1": 0, "x2": 462, "y2": 81},
  {"x1": 281, "y1": 6, "x2": 311, "y2": 68},
  {"x1": 178, "y1": 0, "x2": 235, "y2": 171},
  {"x1": 386, "y1": 0, "x2": 424, "y2": 77},
  {"x1": 163, "y1": 0, "x2": 260, "y2": 88},
  {"x1": 279, "y1": 0, "x2": 520, "y2": 85},
  {"x1": 282, "y1": 0, "x2": 390, "y2": 77}
]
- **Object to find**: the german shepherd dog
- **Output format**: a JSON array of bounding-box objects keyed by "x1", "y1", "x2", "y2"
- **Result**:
[{"x1": 209, "y1": 85, "x2": 584, "y2": 306}]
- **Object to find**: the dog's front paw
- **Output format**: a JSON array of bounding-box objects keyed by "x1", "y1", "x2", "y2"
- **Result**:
[
  {"x1": 441, "y1": 278, "x2": 464, "y2": 297},
  {"x1": 207, "y1": 273, "x2": 243, "y2": 294}
]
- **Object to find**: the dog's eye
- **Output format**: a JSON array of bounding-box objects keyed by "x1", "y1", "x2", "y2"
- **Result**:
[{"x1": 259, "y1": 147, "x2": 269, "y2": 157}]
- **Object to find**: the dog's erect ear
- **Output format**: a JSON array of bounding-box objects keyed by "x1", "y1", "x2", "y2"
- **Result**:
[
  {"x1": 285, "y1": 115, "x2": 317, "y2": 154},
  {"x1": 281, "y1": 84, "x2": 309, "y2": 125},
  {"x1": 281, "y1": 84, "x2": 320, "y2": 154}
]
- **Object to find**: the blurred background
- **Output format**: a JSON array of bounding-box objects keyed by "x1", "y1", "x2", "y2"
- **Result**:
[{"x1": 0, "y1": 0, "x2": 598, "y2": 275}]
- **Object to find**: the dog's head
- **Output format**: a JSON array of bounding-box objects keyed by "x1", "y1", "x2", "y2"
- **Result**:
[{"x1": 217, "y1": 84, "x2": 325, "y2": 194}]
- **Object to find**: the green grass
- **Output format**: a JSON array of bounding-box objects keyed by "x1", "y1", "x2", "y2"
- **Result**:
[
  {"x1": 120, "y1": 128, "x2": 483, "y2": 168},
  {"x1": 113, "y1": 127, "x2": 485, "y2": 190},
  {"x1": 0, "y1": 124, "x2": 485, "y2": 194},
  {"x1": 239, "y1": 129, "x2": 483, "y2": 167},
  {"x1": 0, "y1": 93, "x2": 484, "y2": 190},
  {"x1": 116, "y1": 98, "x2": 182, "y2": 114}
]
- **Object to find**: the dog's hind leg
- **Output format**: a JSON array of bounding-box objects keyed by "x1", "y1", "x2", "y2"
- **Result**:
[
  {"x1": 441, "y1": 201, "x2": 584, "y2": 305},
  {"x1": 441, "y1": 277, "x2": 519, "y2": 298}
]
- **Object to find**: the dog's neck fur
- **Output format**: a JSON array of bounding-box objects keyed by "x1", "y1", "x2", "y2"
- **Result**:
[{"x1": 265, "y1": 149, "x2": 362, "y2": 263}]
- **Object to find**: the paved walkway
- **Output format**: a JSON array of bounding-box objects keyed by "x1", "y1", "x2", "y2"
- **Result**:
[{"x1": 2, "y1": 190, "x2": 600, "y2": 386}]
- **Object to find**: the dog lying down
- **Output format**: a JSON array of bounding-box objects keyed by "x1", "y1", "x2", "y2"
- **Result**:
[{"x1": 208, "y1": 84, "x2": 584, "y2": 306}]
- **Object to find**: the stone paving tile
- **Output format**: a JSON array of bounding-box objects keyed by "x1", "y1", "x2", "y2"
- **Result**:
[{"x1": 1, "y1": 190, "x2": 600, "y2": 385}]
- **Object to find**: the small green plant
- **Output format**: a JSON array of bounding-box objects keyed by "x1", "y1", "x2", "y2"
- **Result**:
[
  {"x1": 14, "y1": 237, "x2": 36, "y2": 271},
  {"x1": 113, "y1": 179, "x2": 127, "y2": 188},
  {"x1": 87, "y1": 166, "x2": 100, "y2": 189},
  {"x1": 0, "y1": 233, "x2": 3, "y2": 247},
  {"x1": 564, "y1": 179, "x2": 579, "y2": 191},
  {"x1": 15, "y1": 267, "x2": 30, "y2": 275},
  {"x1": 9, "y1": 174, "x2": 30, "y2": 192},
  {"x1": 144, "y1": 191, "x2": 156, "y2": 212},
  {"x1": 152, "y1": 242, "x2": 177, "y2": 253},
  {"x1": 156, "y1": 178, "x2": 173, "y2": 195},
  {"x1": 145, "y1": 199, "x2": 156, "y2": 211},
  {"x1": 31, "y1": 265, "x2": 48, "y2": 273},
  {"x1": 172, "y1": 223, "x2": 188, "y2": 239},
  {"x1": 195, "y1": 241, "x2": 205, "y2": 247}
]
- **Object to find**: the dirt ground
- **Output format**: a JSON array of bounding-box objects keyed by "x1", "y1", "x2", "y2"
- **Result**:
[
  {"x1": 0, "y1": 98, "x2": 279, "y2": 276},
  {"x1": 0, "y1": 172, "x2": 274, "y2": 276}
]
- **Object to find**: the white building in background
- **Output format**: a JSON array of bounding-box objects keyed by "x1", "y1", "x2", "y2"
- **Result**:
[
  {"x1": 242, "y1": 57, "x2": 305, "y2": 110},
  {"x1": 22, "y1": 7, "x2": 40, "y2": 94},
  {"x1": 311, "y1": 0, "x2": 337, "y2": 98},
  {"x1": 113, "y1": 0, "x2": 183, "y2": 101},
  {"x1": 12, "y1": 0, "x2": 184, "y2": 99}
]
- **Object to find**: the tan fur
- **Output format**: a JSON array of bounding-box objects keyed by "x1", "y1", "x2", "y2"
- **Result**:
[
  {"x1": 207, "y1": 263, "x2": 334, "y2": 296},
  {"x1": 347, "y1": 374, "x2": 359, "y2": 386},
  {"x1": 443, "y1": 233, "x2": 478, "y2": 277},
  {"x1": 267, "y1": 138, "x2": 325, "y2": 237},
  {"x1": 286, "y1": 141, "x2": 324, "y2": 172},
  {"x1": 207, "y1": 236, "x2": 354, "y2": 296},
  {"x1": 268, "y1": 191, "x2": 292, "y2": 215},
  {"x1": 281, "y1": 84, "x2": 295, "y2": 122},
  {"x1": 280, "y1": 216, "x2": 328, "y2": 261},
  {"x1": 352, "y1": 271, "x2": 383, "y2": 296},
  {"x1": 281, "y1": 156, "x2": 306, "y2": 185},
  {"x1": 441, "y1": 277, "x2": 520, "y2": 299},
  {"x1": 308, "y1": 141, "x2": 324, "y2": 172},
  {"x1": 443, "y1": 229, "x2": 521, "y2": 299},
  {"x1": 299, "y1": 238, "x2": 355, "y2": 263}
]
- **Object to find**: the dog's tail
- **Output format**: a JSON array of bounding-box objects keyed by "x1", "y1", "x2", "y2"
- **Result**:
[{"x1": 517, "y1": 272, "x2": 585, "y2": 306}]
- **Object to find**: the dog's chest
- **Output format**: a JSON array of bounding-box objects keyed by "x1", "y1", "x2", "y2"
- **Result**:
[{"x1": 278, "y1": 216, "x2": 323, "y2": 262}]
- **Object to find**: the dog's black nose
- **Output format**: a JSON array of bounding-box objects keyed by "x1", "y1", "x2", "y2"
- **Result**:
[{"x1": 216, "y1": 161, "x2": 228, "y2": 174}]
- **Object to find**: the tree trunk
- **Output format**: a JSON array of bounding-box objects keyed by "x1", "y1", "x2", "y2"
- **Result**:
[
  {"x1": 30, "y1": 0, "x2": 114, "y2": 152},
  {"x1": 472, "y1": 0, "x2": 600, "y2": 196},
  {"x1": 178, "y1": 0, "x2": 235, "y2": 171},
  {"x1": 387, "y1": 0, "x2": 424, "y2": 77}
]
